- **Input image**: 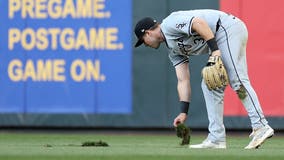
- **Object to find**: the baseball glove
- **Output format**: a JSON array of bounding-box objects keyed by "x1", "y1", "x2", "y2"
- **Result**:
[
  {"x1": 175, "y1": 123, "x2": 190, "y2": 145},
  {"x1": 202, "y1": 56, "x2": 229, "y2": 90}
]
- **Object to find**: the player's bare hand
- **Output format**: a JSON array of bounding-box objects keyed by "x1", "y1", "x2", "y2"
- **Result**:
[
  {"x1": 173, "y1": 113, "x2": 187, "y2": 127},
  {"x1": 211, "y1": 50, "x2": 221, "y2": 56}
]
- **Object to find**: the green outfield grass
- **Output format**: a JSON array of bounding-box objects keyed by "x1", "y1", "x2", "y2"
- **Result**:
[{"x1": 0, "y1": 131, "x2": 283, "y2": 160}]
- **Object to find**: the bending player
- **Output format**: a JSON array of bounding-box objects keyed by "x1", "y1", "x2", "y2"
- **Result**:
[{"x1": 133, "y1": 9, "x2": 274, "y2": 149}]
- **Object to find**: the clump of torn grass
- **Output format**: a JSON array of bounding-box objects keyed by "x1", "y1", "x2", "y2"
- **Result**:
[{"x1": 81, "y1": 140, "x2": 109, "y2": 147}]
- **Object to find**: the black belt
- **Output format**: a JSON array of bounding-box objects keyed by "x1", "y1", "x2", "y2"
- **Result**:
[{"x1": 216, "y1": 18, "x2": 221, "y2": 32}]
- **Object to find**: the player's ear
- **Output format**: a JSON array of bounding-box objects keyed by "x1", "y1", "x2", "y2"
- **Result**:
[{"x1": 144, "y1": 30, "x2": 151, "y2": 36}]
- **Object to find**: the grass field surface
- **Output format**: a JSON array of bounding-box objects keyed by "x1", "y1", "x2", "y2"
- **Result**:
[{"x1": 0, "y1": 131, "x2": 283, "y2": 160}]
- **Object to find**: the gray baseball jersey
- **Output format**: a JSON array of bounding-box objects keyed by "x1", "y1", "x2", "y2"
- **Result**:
[
  {"x1": 161, "y1": 9, "x2": 229, "y2": 66},
  {"x1": 160, "y1": 9, "x2": 269, "y2": 143}
]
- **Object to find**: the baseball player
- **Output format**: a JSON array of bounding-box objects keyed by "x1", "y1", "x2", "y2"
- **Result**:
[{"x1": 134, "y1": 9, "x2": 274, "y2": 149}]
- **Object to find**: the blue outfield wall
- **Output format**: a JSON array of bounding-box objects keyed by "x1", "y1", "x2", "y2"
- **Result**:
[
  {"x1": 0, "y1": 0, "x2": 132, "y2": 114},
  {"x1": 0, "y1": 0, "x2": 283, "y2": 129}
]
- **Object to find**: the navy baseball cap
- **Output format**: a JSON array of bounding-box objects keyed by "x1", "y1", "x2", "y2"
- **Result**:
[{"x1": 134, "y1": 17, "x2": 157, "y2": 47}]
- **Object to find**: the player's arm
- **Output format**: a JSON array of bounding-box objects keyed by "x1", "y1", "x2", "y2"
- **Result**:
[
  {"x1": 176, "y1": 62, "x2": 191, "y2": 102},
  {"x1": 173, "y1": 62, "x2": 191, "y2": 127},
  {"x1": 191, "y1": 17, "x2": 220, "y2": 56}
]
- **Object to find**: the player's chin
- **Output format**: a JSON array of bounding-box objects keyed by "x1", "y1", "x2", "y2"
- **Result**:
[{"x1": 153, "y1": 43, "x2": 160, "y2": 49}]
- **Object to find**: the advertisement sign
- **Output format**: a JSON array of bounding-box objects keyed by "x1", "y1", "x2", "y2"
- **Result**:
[{"x1": 0, "y1": 0, "x2": 132, "y2": 114}]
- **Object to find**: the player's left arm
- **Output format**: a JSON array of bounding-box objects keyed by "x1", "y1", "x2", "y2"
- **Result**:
[
  {"x1": 191, "y1": 17, "x2": 220, "y2": 57},
  {"x1": 192, "y1": 17, "x2": 229, "y2": 90}
]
